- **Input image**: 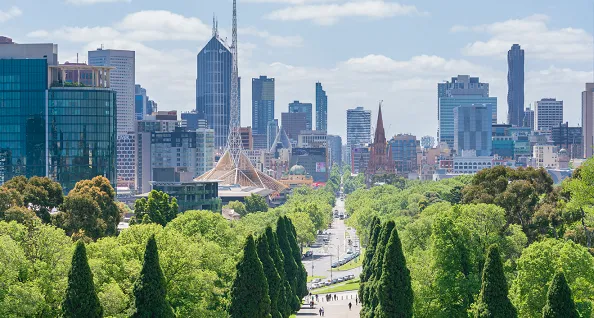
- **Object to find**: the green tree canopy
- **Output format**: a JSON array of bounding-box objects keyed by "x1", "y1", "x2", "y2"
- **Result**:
[
  {"x1": 256, "y1": 232, "x2": 282, "y2": 318},
  {"x1": 132, "y1": 235, "x2": 174, "y2": 318},
  {"x1": 275, "y1": 217, "x2": 300, "y2": 311},
  {"x1": 224, "y1": 201, "x2": 247, "y2": 216},
  {"x1": 3, "y1": 176, "x2": 63, "y2": 222},
  {"x1": 542, "y1": 272, "x2": 579, "y2": 318},
  {"x1": 229, "y1": 235, "x2": 271, "y2": 318},
  {"x1": 134, "y1": 190, "x2": 179, "y2": 226},
  {"x1": 473, "y1": 245, "x2": 516, "y2": 318},
  {"x1": 376, "y1": 227, "x2": 413, "y2": 318},
  {"x1": 245, "y1": 194, "x2": 269, "y2": 214},
  {"x1": 61, "y1": 240, "x2": 103, "y2": 318}
]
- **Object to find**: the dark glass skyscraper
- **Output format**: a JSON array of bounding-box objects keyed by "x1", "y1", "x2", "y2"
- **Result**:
[
  {"x1": 507, "y1": 44, "x2": 525, "y2": 127},
  {"x1": 315, "y1": 82, "x2": 327, "y2": 131},
  {"x1": 196, "y1": 34, "x2": 232, "y2": 149},
  {"x1": 251, "y1": 76, "x2": 275, "y2": 135},
  {"x1": 48, "y1": 88, "x2": 117, "y2": 193},
  {"x1": 0, "y1": 59, "x2": 48, "y2": 182}
]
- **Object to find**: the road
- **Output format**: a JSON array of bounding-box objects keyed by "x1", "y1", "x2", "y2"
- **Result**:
[{"x1": 299, "y1": 197, "x2": 362, "y2": 317}]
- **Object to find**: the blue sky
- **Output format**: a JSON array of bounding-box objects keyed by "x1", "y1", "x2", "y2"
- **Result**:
[{"x1": 2, "y1": 0, "x2": 593, "y2": 140}]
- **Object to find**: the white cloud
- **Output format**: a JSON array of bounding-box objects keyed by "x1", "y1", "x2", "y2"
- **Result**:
[
  {"x1": 243, "y1": 0, "x2": 338, "y2": 3},
  {"x1": 116, "y1": 10, "x2": 211, "y2": 41},
  {"x1": 0, "y1": 6, "x2": 22, "y2": 22},
  {"x1": 65, "y1": 0, "x2": 131, "y2": 5},
  {"x1": 240, "y1": 27, "x2": 304, "y2": 47},
  {"x1": 27, "y1": 27, "x2": 121, "y2": 43},
  {"x1": 454, "y1": 14, "x2": 593, "y2": 61},
  {"x1": 266, "y1": 1, "x2": 428, "y2": 25}
]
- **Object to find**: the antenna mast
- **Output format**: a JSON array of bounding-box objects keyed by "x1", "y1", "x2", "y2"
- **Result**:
[{"x1": 227, "y1": 0, "x2": 242, "y2": 165}]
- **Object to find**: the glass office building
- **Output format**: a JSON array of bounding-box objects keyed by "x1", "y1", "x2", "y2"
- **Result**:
[
  {"x1": 48, "y1": 88, "x2": 117, "y2": 193},
  {"x1": 0, "y1": 59, "x2": 48, "y2": 183},
  {"x1": 439, "y1": 96, "x2": 497, "y2": 149},
  {"x1": 196, "y1": 35, "x2": 233, "y2": 149}
]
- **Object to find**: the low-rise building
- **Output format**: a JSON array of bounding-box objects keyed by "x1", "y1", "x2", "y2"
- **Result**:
[
  {"x1": 533, "y1": 145, "x2": 559, "y2": 169},
  {"x1": 453, "y1": 150, "x2": 493, "y2": 174},
  {"x1": 149, "y1": 180, "x2": 220, "y2": 212}
]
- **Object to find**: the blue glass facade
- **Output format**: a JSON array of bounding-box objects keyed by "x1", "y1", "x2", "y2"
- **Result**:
[
  {"x1": 252, "y1": 76, "x2": 275, "y2": 135},
  {"x1": 507, "y1": 44, "x2": 525, "y2": 126},
  {"x1": 439, "y1": 95, "x2": 497, "y2": 149},
  {"x1": 0, "y1": 59, "x2": 48, "y2": 184},
  {"x1": 453, "y1": 104, "x2": 493, "y2": 156},
  {"x1": 389, "y1": 135, "x2": 418, "y2": 175},
  {"x1": 48, "y1": 88, "x2": 117, "y2": 193},
  {"x1": 316, "y1": 82, "x2": 327, "y2": 131},
  {"x1": 196, "y1": 36, "x2": 232, "y2": 149}
]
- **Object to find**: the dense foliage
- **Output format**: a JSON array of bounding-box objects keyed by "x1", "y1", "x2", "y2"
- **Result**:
[
  {"x1": 542, "y1": 272, "x2": 579, "y2": 318},
  {"x1": 346, "y1": 160, "x2": 594, "y2": 317}
]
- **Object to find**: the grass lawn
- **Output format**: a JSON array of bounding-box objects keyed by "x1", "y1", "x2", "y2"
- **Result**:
[
  {"x1": 307, "y1": 275, "x2": 326, "y2": 282},
  {"x1": 311, "y1": 279, "x2": 360, "y2": 295},
  {"x1": 336, "y1": 248, "x2": 365, "y2": 271}
]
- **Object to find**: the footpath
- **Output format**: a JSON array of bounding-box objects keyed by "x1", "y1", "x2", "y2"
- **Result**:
[{"x1": 297, "y1": 291, "x2": 360, "y2": 317}]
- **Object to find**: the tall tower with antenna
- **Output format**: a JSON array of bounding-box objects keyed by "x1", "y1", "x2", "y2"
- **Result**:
[{"x1": 196, "y1": 0, "x2": 287, "y2": 194}]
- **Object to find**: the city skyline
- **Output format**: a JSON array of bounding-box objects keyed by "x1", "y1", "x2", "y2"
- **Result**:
[{"x1": 1, "y1": 0, "x2": 593, "y2": 140}]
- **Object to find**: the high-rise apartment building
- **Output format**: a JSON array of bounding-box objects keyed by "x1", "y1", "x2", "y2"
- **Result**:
[
  {"x1": 552, "y1": 122, "x2": 582, "y2": 159},
  {"x1": 438, "y1": 75, "x2": 496, "y2": 149},
  {"x1": 454, "y1": 104, "x2": 493, "y2": 156},
  {"x1": 0, "y1": 42, "x2": 117, "y2": 191},
  {"x1": 252, "y1": 76, "x2": 274, "y2": 135},
  {"x1": 316, "y1": 82, "x2": 328, "y2": 131},
  {"x1": 534, "y1": 98, "x2": 563, "y2": 132},
  {"x1": 89, "y1": 48, "x2": 136, "y2": 188},
  {"x1": 239, "y1": 126, "x2": 253, "y2": 150},
  {"x1": 582, "y1": 83, "x2": 594, "y2": 157},
  {"x1": 267, "y1": 119, "x2": 279, "y2": 150},
  {"x1": 289, "y1": 101, "x2": 313, "y2": 130},
  {"x1": 88, "y1": 49, "x2": 136, "y2": 134},
  {"x1": 346, "y1": 106, "x2": 371, "y2": 153},
  {"x1": 196, "y1": 27, "x2": 233, "y2": 149},
  {"x1": 507, "y1": 44, "x2": 525, "y2": 127}
]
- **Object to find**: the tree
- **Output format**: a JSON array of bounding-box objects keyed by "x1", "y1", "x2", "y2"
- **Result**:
[
  {"x1": 61, "y1": 192, "x2": 105, "y2": 239},
  {"x1": 266, "y1": 227, "x2": 293, "y2": 317},
  {"x1": 256, "y1": 232, "x2": 282, "y2": 318},
  {"x1": 61, "y1": 240, "x2": 103, "y2": 318},
  {"x1": 229, "y1": 235, "x2": 272, "y2": 318},
  {"x1": 375, "y1": 227, "x2": 413, "y2": 318},
  {"x1": 3, "y1": 176, "x2": 63, "y2": 222},
  {"x1": 0, "y1": 186, "x2": 23, "y2": 218},
  {"x1": 224, "y1": 201, "x2": 247, "y2": 216},
  {"x1": 275, "y1": 217, "x2": 300, "y2": 311},
  {"x1": 359, "y1": 217, "x2": 380, "y2": 307},
  {"x1": 284, "y1": 217, "x2": 308, "y2": 298},
  {"x1": 286, "y1": 211, "x2": 315, "y2": 245},
  {"x1": 134, "y1": 190, "x2": 179, "y2": 226},
  {"x1": 132, "y1": 235, "x2": 174, "y2": 318},
  {"x1": 4, "y1": 206, "x2": 38, "y2": 225},
  {"x1": 542, "y1": 272, "x2": 579, "y2": 318},
  {"x1": 245, "y1": 194, "x2": 269, "y2": 214},
  {"x1": 362, "y1": 220, "x2": 395, "y2": 316},
  {"x1": 473, "y1": 245, "x2": 516, "y2": 318}
]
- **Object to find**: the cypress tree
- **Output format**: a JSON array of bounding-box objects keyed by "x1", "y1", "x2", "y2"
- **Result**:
[
  {"x1": 375, "y1": 227, "x2": 413, "y2": 318},
  {"x1": 61, "y1": 240, "x2": 103, "y2": 318},
  {"x1": 363, "y1": 220, "x2": 395, "y2": 318},
  {"x1": 276, "y1": 217, "x2": 301, "y2": 311},
  {"x1": 542, "y1": 272, "x2": 579, "y2": 318},
  {"x1": 474, "y1": 245, "x2": 517, "y2": 318},
  {"x1": 266, "y1": 227, "x2": 293, "y2": 317},
  {"x1": 229, "y1": 235, "x2": 272, "y2": 318},
  {"x1": 256, "y1": 232, "x2": 283, "y2": 318},
  {"x1": 284, "y1": 216, "x2": 308, "y2": 298},
  {"x1": 132, "y1": 235, "x2": 174, "y2": 318},
  {"x1": 359, "y1": 222, "x2": 381, "y2": 305}
]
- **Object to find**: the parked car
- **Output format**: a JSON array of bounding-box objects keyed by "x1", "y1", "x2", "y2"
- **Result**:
[
  {"x1": 302, "y1": 250, "x2": 314, "y2": 259},
  {"x1": 331, "y1": 262, "x2": 339, "y2": 268},
  {"x1": 312, "y1": 278, "x2": 321, "y2": 284}
]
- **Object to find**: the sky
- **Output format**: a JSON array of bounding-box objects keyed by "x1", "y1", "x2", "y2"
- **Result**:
[{"x1": 2, "y1": 0, "x2": 594, "y2": 140}]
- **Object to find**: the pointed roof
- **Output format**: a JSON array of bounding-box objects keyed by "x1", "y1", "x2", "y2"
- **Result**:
[
  {"x1": 373, "y1": 102, "x2": 386, "y2": 144},
  {"x1": 269, "y1": 127, "x2": 292, "y2": 153}
]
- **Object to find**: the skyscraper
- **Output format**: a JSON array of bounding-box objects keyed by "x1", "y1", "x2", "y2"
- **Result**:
[
  {"x1": 289, "y1": 100, "x2": 313, "y2": 130},
  {"x1": 582, "y1": 83, "x2": 594, "y2": 158},
  {"x1": 390, "y1": 134, "x2": 419, "y2": 177},
  {"x1": 196, "y1": 24, "x2": 233, "y2": 149},
  {"x1": 252, "y1": 76, "x2": 275, "y2": 135},
  {"x1": 523, "y1": 107, "x2": 535, "y2": 130},
  {"x1": 453, "y1": 104, "x2": 493, "y2": 156},
  {"x1": 281, "y1": 112, "x2": 307, "y2": 142},
  {"x1": 327, "y1": 135, "x2": 342, "y2": 167},
  {"x1": 135, "y1": 84, "x2": 147, "y2": 120},
  {"x1": 89, "y1": 48, "x2": 136, "y2": 188},
  {"x1": 346, "y1": 106, "x2": 371, "y2": 155},
  {"x1": 316, "y1": 82, "x2": 328, "y2": 131},
  {"x1": 534, "y1": 98, "x2": 563, "y2": 132},
  {"x1": 437, "y1": 75, "x2": 496, "y2": 149},
  {"x1": 507, "y1": 44, "x2": 525, "y2": 127}
]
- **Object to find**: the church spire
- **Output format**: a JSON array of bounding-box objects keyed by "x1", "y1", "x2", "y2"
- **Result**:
[{"x1": 374, "y1": 101, "x2": 386, "y2": 144}]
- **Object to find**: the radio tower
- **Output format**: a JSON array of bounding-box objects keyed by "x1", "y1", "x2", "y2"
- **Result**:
[
  {"x1": 227, "y1": 0, "x2": 242, "y2": 165},
  {"x1": 196, "y1": 0, "x2": 287, "y2": 194}
]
